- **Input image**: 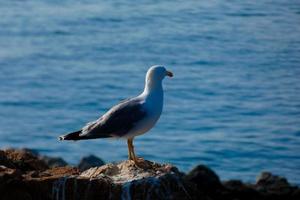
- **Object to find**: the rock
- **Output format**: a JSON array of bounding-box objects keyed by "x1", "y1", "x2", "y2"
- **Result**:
[
  {"x1": 4, "y1": 149, "x2": 48, "y2": 171},
  {"x1": 39, "y1": 166, "x2": 80, "y2": 178},
  {"x1": 21, "y1": 148, "x2": 40, "y2": 156},
  {"x1": 255, "y1": 172, "x2": 296, "y2": 196},
  {"x1": 292, "y1": 188, "x2": 300, "y2": 199},
  {"x1": 0, "y1": 165, "x2": 22, "y2": 177},
  {"x1": 0, "y1": 150, "x2": 15, "y2": 168},
  {"x1": 80, "y1": 159, "x2": 191, "y2": 200},
  {"x1": 20, "y1": 148, "x2": 68, "y2": 168},
  {"x1": 223, "y1": 180, "x2": 260, "y2": 200},
  {"x1": 0, "y1": 148, "x2": 299, "y2": 200},
  {"x1": 78, "y1": 155, "x2": 105, "y2": 171},
  {"x1": 185, "y1": 164, "x2": 222, "y2": 191},
  {"x1": 0, "y1": 165, "x2": 26, "y2": 200},
  {"x1": 1, "y1": 149, "x2": 196, "y2": 199},
  {"x1": 81, "y1": 159, "x2": 177, "y2": 183},
  {"x1": 0, "y1": 157, "x2": 192, "y2": 200},
  {"x1": 1, "y1": 186, "x2": 32, "y2": 200},
  {"x1": 4, "y1": 148, "x2": 68, "y2": 169},
  {"x1": 40, "y1": 155, "x2": 68, "y2": 168}
]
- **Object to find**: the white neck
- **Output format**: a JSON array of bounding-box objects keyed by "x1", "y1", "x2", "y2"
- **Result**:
[
  {"x1": 141, "y1": 76, "x2": 164, "y2": 116},
  {"x1": 142, "y1": 76, "x2": 163, "y2": 96}
]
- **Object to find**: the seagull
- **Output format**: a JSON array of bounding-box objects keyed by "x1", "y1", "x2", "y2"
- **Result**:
[{"x1": 59, "y1": 65, "x2": 173, "y2": 163}]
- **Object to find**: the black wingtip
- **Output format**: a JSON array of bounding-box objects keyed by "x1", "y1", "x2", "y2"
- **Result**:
[{"x1": 58, "y1": 130, "x2": 81, "y2": 141}]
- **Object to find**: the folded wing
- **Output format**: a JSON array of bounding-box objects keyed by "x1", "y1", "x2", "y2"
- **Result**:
[{"x1": 80, "y1": 98, "x2": 147, "y2": 139}]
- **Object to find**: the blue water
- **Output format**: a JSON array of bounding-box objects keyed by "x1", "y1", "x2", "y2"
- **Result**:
[{"x1": 1, "y1": 0, "x2": 300, "y2": 184}]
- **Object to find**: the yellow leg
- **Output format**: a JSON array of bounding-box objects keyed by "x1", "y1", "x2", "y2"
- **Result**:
[
  {"x1": 127, "y1": 139, "x2": 133, "y2": 160},
  {"x1": 128, "y1": 138, "x2": 138, "y2": 163}
]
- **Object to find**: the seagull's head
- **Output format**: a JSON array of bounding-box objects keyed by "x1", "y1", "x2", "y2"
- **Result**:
[
  {"x1": 146, "y1": 65, "x2": 173, "y2": 82},
  {"x1": 144, "y1": 65, "x2": 173, "y2": 93}
]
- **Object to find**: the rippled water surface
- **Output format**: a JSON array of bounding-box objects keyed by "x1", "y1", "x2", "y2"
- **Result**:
[{"x1": 1, "y1": 0, "x2": 300, "y2": 184}]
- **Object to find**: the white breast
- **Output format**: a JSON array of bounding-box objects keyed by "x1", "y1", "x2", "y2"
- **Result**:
[{"x1": 123, "y1": 89, "x2": 163, "y2": 139}]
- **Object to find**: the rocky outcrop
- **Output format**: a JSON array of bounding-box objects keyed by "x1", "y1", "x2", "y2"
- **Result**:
[
  {"x1": 41, "y1": 156, "x2": 68, "y2": 168},
  {"x1": 0, "y1": 148, "x2": 299, "y2": 200},
  {"x1": 1, "y1": 148, "x2": 48, "y2": 171},
  {"x1": 79, "y1": 159, "x2": 189, "y2": 200},
  {"x1": 185, "y1": 164, "x2": 222, "y2": 191},
  {"x1": 78, "y1": 155, "x2": 105, "y2": 171}
]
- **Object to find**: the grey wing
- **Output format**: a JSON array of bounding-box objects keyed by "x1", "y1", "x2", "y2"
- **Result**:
[{"x1": 80, "y1": 99, "x2": 147, "y2": 138}]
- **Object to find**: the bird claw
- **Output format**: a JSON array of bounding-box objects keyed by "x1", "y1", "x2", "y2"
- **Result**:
[
  {"x1": 134, "y1": 157, "x2": 145, "y2": 164},
  {"x1": 134, "y1": 157, "x2": 153, "y2": 169}
]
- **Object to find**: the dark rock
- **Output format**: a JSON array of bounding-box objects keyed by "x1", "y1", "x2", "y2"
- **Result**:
[
  {"x1": 0, "y1": 165, "x2": 25, "y2": 200},
  {"x1": 223, "y1": 179, "x2": 245, "y2": 190},
  {"x1": 78, "y1": 155, "x2": 105, "y2": 171},
  {"x1": 21, "y1": 148, "x2": 40, "y2": 156},
  {"x1": 0, "y1": 150, "x2": 15, "y2": 168},
  {"x1": 185, "y1": 164, "x2": 222, "y2": 191},
  {"x1": 223, "y1": 180, "x2": 260, "y2": 200},
  {"x1": 292, "y1": 188, "x2": 300, "y2": 199},
  {"x1": 255, "y1": 171, "x2": 295, "y2": 195},
  {"x1": 0, "y1": 165, "x2": 22, "y2": 180},
  {"x1": 20, "y1": 148, "x2": 68, "y2": 168},
  {"x1": 40, "y1": 155, "x2": 68, "y2": 168},
  {"x1": 1, "y1": 184, "x2": 32, "y2": 200}
]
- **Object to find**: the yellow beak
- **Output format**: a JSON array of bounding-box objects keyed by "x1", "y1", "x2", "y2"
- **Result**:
[{"x1": 166, "y1": 70, "x2": 173, "y2": 77}]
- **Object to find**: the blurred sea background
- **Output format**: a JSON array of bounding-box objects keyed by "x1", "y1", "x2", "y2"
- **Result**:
[{"x1": 0, "y1": 0, "x2": 300, "y2": 184}]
